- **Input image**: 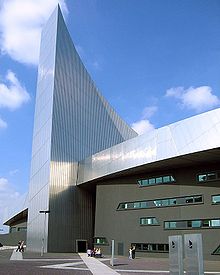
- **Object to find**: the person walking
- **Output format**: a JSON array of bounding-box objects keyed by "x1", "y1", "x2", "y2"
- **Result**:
[
  {"x1": 19, "y1": 240, "x2": 24, "y2": 252},
  {"x1": 16, "y1": 240, "x2": 21, "y2": 252},
  {"x1": 131, "y1": 245, "x2": 136, "y2": 259},
  {"x1": 128, "y1": 247, "x2": 132, "y2": 259}
]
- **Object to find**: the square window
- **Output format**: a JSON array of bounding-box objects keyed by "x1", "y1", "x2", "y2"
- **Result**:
[
  {"x1": 191, "y1": 220, "x2": 201, "y2": 228},
  {"x1": 194, "y1": 196, "x2": 202, "y2": 203},
  {"x1": 140, "y1": 201, "x2": 148, "y2": 208},
  {"x1": 207, "y1": 173, "x2": 216, "y2": 180},
  {"x1": 185, "y1": 197, "x2": 193, "y2": 203},
  {"x1": 169, "y1": 199, "x2": 177, "y2": 205},
  {"x1": 163, "y1": 176, "x2": 170, "y2": 183},
  {"x1": 211, "y1": 220, "x2": 220, "y2": 227},
  {"x1": 156, "y1": 177, "x2": 163, "y2": 184},
  {"x1": 198, "y1": 174, "x2": 207, "y2": 182},
  {"x1": 212, "y1": 195, "x2": 220, "y2": 204},
  {"x1": 149, "y1": 178, "x2": 156, "y2": 185},
  {"x1": 134, "y1": 202, "x2": 140, "y2": 208}
]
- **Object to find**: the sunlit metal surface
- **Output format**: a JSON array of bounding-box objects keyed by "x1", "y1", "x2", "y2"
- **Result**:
[
  {"x1": 27, "y1": 6, "x2": 136, "y2": 252},
  {"x1": 78, "y1": 108, "x2": 220, "y2": 184}
]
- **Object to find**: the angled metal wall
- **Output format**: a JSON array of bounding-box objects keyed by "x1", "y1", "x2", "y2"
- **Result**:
[
  {"x1": 77, "y1": 108, "x2": 220, "y2": 184},
  {"x1": 27, "y1": 6, "x2": 137, "y2": 252},
  {"x1": 27, "y1": 7, "x2": 58, "y2": 252}
]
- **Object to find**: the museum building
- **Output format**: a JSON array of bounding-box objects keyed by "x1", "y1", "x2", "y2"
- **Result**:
[{"x1": 3, "y1": 6, "x2": 220, "y2": 260}]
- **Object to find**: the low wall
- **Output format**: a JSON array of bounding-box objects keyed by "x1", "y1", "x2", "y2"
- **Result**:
[{"x1": 0, "y1": 231, "x2": 26, "y2": 246}]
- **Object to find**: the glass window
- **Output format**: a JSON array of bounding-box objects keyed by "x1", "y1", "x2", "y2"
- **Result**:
[
  {"x1": 163, "y1": 176, "x2": 170, "y2": 183},
  {"x1": 202, "y1": 220, "x2": 211, "y2": 227},
  {"x1": 143, "y1": 244, "x2": 151, "y2": 251},
  {"x1": 165, "y1": 221, "x2": 177, "y2": 229},
  {"x1": 207, "y1": 173, "x2": 216, "y2": 180},
  {"x1": 10, "y1": 227, "x2": 17, "y2": 233},
  {"x1": 148, "y1": 178, "x2": 155, "y2": 185},
  {"x1": 191, "y1": 220, "x2": 201, "y2": 228},
  {"x1": 197, "y1": 171, "x2": 220, "y2": 182},
  {"x1": 198, "y1": 174, "x2": 207, "y2": 182},
  {"x1": 156, "y1": 177, "x2": 163, "y2": 184},
  {"x1": 140, "y1": 217, "x2": 159, "y2": 225},
  {"x1": 133, "y1": 243, "x2": 169, "y2": 252},
  {"x1": 140, "y1": 201, "x2": 148, "y2": 208},
  {"x1": 158, "y1": 244, "x2": 165, "y2": 251},
  {"x1": 17, "y1": 227, "x2": 27, "y2": 232},
  {"x1": 194, "y1": 196, "x2": 202, "y2": 203},
  {"x1": 165, "y1": 219, "x2": 220, "y2": 229},
  {"x1": 161, "y1": 199, "x2": 169, "y2": 206},
  {"x1": 212, "y1": 195, "x2": 220, "y2": 204},
  {"x1": 153, "y1": 200, "x2": 162, "y2": 207},
  {"x1": 211, "y1": 220, "x2": 220, "y2": 227},
  {"x1": 185, "y1": 197, "x2": 193, "y2": 203},
  {"x1": 127, "y1": 203, "x2": 134, "y2": 209},
  {"x1": 134, "y1": 202, "x2": 141, "y2": 208},
  {"x1": 169, "y1": 199, "x2": 177, "y2": 205},
  {"x1": 117, "y1": 194, "x2": 203, "y2": 211},
  {"x1": 137, "y1": 175, "x2": 175, "y2": 187},
  {"x1": 93, "y1": 237, "x2": 108, "y2": 245}
]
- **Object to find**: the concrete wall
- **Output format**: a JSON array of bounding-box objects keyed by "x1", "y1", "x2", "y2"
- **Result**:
[
  {"x1": 0, "y1": 231, "x2": 26, "y2": 246},
  {"x1": 94, "y1": 162, "x2": 220, "y2": 260}
]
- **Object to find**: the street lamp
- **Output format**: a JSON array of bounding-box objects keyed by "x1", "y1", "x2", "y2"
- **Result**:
[{"x1": 39, "y1": 210, "x2": 50, "y2": 256}]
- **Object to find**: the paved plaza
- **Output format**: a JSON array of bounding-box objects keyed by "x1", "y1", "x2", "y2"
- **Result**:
[{"x1": 0, "y1": 248, "x2": 220, "y2": 275}]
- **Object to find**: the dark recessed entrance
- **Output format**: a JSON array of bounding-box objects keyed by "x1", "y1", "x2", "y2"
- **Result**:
[{"x1": 76, "y1": 240, "x2": 87, "y2": 252}]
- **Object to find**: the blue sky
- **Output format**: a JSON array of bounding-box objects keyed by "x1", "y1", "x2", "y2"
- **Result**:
[{"x1": 0, "y1": 0, "x2": 220, "y2": 232}]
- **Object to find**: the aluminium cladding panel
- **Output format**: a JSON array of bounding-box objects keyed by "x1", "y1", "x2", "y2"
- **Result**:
[
  {"x1": 77, "y1": 108, "x2": 220, "y2": 184},
  {"x1": 46, "y1": 7, "x2": 136, "y2": 252},
  {"x1": 27, "y1": 7, "x2": 58, "y2": 252}
]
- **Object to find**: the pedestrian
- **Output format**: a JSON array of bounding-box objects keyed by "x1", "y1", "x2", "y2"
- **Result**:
[
  {"x1": 19, "y1": 240, "x2": 24, "y2": 252},
  {"x1": 87, "y1": 248, "x2": 92, "y2": 256},
  {"x1": 16, "y1": 240, "x2": 21, "y2": 252},
  {"x1": 128, "y1": 247, "x2": 132, "y2": 259},
  {"x1": 131, "y1": 245, "x2": 136, "y2": 259}
]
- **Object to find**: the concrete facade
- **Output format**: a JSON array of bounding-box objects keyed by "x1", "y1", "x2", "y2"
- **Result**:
[{"x1": 93, "y1": 162, "x2": 220, "y2": 260}]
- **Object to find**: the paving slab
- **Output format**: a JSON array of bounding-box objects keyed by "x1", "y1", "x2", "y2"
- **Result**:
[
  {"x1": 10, "y1": 249, "x2": 23, "y2": 261},
  {"x1": 79, "y1": 253, "x2": 120, "y2": 275}
]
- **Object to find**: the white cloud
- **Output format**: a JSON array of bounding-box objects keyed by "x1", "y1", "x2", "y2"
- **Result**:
[
  {"x1": 0, "y1": 177, "x2": 27, "y2": 234},
  {"x1": 0, "y1": 117, "x2": 7, "y2": 129},
  {"x1": 132, "y1": 119, "x2": 155, "y2": 135},
  {"x1": 9, "y1": 169, "x2": 19, "y2": 176},
  {"x1": 0, "y1": 0, "x2": 68, "y2": 65},
  {"x1": 142, "y1": 106, "x2": 158, "y2": 119},
  {"x1": 0, "y1": 178, "x2": 8, "y2": 191},
  {"x1": 131, "y1": 104, "x2": 157, "y2": 135},
  {"x1": 0, "y1": 70, "x2": 30, "y2": 110},
  {"x1": 166, "y1": 86, "x2": 220, "y2": 112},
  {"x1": 92, "y1": 61, "x2": 101, "y2": 70}
]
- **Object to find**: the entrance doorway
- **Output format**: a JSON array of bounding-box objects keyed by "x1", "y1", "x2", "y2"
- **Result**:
[{"x1": 76, "y1": 240, "x2": 87, "y2": 252}]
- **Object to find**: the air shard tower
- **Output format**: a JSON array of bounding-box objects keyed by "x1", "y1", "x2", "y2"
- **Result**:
[
  {"x1": 27, "y1": 6, "x2": 137, "y2": 252},
  {"x1": 20, "y1": 5, "x2": 220, "y2": 260}
]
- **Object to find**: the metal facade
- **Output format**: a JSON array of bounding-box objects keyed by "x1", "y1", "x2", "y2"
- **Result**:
[
  {"x1": 78, "y1": 108, "x2": 220, "y2": 184},
  {"x1": 27, "y1": 6, "x2": 137, "y2": 252}
]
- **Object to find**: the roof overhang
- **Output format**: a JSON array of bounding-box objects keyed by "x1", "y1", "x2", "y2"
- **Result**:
[{"x1": 4, "y1": 208, "x2": 28, "y2": 226}]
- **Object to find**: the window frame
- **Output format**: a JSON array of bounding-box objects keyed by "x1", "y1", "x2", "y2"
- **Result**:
[
  {"x1": 93, "y1": 237, "x2": 109, "y2": 246},
  {"x1": 212, "y1": 194, "x2": 220, "y2": 205},
  {"x1": 117, "y1": 194, "x2": 203, "y2": 211},
  {"x1": 137, "y1": 174, "x2": 176, "y2": 187},
  {"x1": 140, "y1": 217, "x2": 159, "y2": 226},
  {"x1": 197, "y1": 171, "x2": 220, "y2": 183},
  {"x1": 164, "y1": 218, "x2": 220, "y2": 230}
]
